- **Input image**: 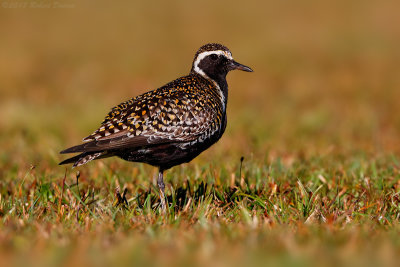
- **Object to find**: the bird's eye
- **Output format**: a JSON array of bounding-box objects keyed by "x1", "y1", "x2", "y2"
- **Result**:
[{"x1": 210, "y1": 54, "x2": 218, "y2": 61}]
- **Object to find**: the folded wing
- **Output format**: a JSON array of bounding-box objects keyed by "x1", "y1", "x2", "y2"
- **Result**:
[{"x1": 61, "y1": 77, "x2": 222, "y2": 155}]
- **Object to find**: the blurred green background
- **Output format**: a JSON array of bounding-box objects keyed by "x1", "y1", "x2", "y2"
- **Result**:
[{"x1": 1, "y1": 0, "x2": 399, "y2": 171}]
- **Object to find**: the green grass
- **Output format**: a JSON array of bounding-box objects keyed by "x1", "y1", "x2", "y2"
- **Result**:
[
  {"x1": 1, "y1": 0, "x2": 400, "y2": 266},
  {"x1": 1, "y1": 154, "x2": 399, "y2": 266}
]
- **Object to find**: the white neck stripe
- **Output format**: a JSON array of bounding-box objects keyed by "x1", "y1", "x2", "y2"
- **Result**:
[{"x1": 192, "y1": 50, "x2": 231, "y2": 113}]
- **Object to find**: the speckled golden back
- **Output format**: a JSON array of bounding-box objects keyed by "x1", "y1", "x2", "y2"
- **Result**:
[{"x1": 84, "y1": 75, "x2": 224, "y2": 144}]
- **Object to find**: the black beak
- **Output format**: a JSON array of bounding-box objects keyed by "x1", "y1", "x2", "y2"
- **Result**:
[{"x1": 228, "y1": 60, "x2": 253, "y2": 72}]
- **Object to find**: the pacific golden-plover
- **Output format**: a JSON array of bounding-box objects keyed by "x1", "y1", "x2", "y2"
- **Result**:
[{"x1": 60, "y1": 43, "x2": 253, "y2": 211}]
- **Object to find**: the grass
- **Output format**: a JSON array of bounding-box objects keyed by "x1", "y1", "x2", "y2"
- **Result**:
[
  {"x1": 1, "y1": 153, "x2": 399, "y2": 266},
  {"x1": 1, "y1": 0, "x2": 400, "y2": 266}
]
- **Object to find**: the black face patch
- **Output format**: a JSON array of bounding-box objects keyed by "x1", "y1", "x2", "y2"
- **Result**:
[{"x1": 198, "y1": 54, "x2": 229, "y2": 81}]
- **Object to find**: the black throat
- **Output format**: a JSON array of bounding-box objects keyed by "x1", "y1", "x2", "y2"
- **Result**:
[{"x1": 210, "y1": 73, "x2": 228, "y2": 105}]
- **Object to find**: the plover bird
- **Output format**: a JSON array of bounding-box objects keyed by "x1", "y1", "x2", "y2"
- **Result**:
[{"x1": 60, "y1": 43, "x2": 253, "y2": 211}]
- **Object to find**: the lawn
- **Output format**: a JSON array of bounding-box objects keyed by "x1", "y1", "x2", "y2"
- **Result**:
[{"x1": 0, "y1": 1, "x2": 400, "y2": 266}]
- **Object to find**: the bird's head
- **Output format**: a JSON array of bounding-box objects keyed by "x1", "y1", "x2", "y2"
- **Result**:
[{"x1": 191, "y1": 43, "x2": 253, "y2": 82}]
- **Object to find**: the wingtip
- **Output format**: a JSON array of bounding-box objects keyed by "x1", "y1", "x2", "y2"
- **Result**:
[
  {"x1": 58, "y1": 159, "x2": 76, "y2": 168},
  {"x1": 59, "y1": 143, "x2": 88, "y2": 154},
  {"x1": 59, "y1": 154, "x2": 82, "y2": 166},
  {"x1": 58, "y1": 159, "x2": 70, "y2": 165},
  {"x1": 59, "y1": 149, "x2": 69, "y2": 154},
  {"x1": 60, "y1": 147, "x2": 77, "y2": 154}
]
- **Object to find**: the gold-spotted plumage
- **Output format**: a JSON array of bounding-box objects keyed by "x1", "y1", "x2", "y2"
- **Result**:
[
  {"x1": 82, "y1": 75, "x2": 225, "y2": 145},
  {"x1": 60, "y1": 43, "x2": 253, "y2": 211}
]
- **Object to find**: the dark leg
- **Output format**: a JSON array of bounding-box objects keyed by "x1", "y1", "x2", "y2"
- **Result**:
[{"x1": 157, "y1": 168, "x2": 167, "y2": 213}]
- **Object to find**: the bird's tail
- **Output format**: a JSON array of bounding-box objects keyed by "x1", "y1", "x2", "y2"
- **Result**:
[{"x1": 59, "y1": 151, "x2": 107, "y2": 167}]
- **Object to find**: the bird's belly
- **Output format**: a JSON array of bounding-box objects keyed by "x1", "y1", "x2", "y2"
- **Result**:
[{"x1": 116, "y1": 133, "x2": 223, "y2": 170}]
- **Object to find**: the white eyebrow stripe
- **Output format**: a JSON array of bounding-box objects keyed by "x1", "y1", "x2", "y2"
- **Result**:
[{"x1": 193, "y1": 50, "x2": 233, "y2": 78}]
